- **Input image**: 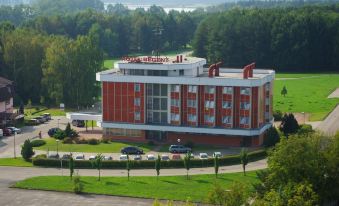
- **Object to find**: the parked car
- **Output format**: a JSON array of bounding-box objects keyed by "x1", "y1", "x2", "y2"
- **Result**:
[
  {"x1": 199, "y1": 153, "x2": 209, "y2": 160},
  {"x1": 146, "y1": 154, "x2": 155, "y2": 160},
  {"x1": 0, "y1": 129, "x2": 3, "y2": 137},
  {"x1": 29, "y1": 119, "x2": 39, "y2": 125},
  {"x1": 119, "y1": 154, "x2": 128, "y2": 161},
  {"x1": 2, "y1": 128, "x2": 11, "y2": 136},
  {"x1": 168, "y1": 145, "x2": 191, "y2": 153},
  {"x1": 75, "y1": 154, "x2": 85, "y2": 160},
  {"x1": 121, "y1": 146, "x2": 144, "y2": 155},
  {"x1": 43, "y1": 113, "x2": 51, "y2": 121},
  {"x1": 48, "y1": 128, "x2": 61, "y2": 137},
  {"x1": 61, "y1": 154, "x2": 71, "y2": 160},
  {"x1": 134, "y1": 155, "x2": 142, "y2": 161},
  {"x1": 171, "y1": 154, "x2": 181, "y2": 160},
  {"x1": 35, "y1": 116, "x2": 45, "y2": 123},
  {"x1": 89, "y1": 155, "x2": 96, "y2": 160},
  {"x1": 39, "y1": 115, "x2": 48, "y2": 122},
  {"x1": 104, "y1": 156, "x2": 112, "y2": 161},
  {"x1": 213, "y1": 152, "x2": 222, "y2": 158},
  {"x1": 161, "y1": 154, "x2": 170, "y2": 161},
  {"x1": 6, "y1": 127, "x2": 21, "y2": 134},
  {"x1": 48, "y1": 153, "x2": 59, "y2": 159},
  {"x1": 72, "y1": 120, "x2": 85, "y2": 127}
]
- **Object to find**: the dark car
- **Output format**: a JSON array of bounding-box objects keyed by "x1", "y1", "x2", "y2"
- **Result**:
[
  {"x1": 169, "y1": 145, "x2": 192, "y2": 153},
  {"x1": 120, "y1": 146, "x2": 144, "y2": 155},
  {"x1": 2, "y1": 128, "x2": 11, "y2": 136},
  {"x1": 48, "y1": 127, "x2": 61, "y2": 137},
  {"x1": 72, "y1": 120, "x2": 85, "y2": 127}
]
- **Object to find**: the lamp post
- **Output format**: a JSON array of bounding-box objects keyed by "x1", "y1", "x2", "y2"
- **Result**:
[
  {"x1": 57, "y1": 118, "x2": 60, "y2": 128},
  {"x1": 177, "y1": 138, "x2": 181, "y2": 145},
  {"x1": 56, "y1": 139, "x2": 60, "y2": 157},
  {"x1": 301, "y1": 112, "x2": 305, "y2": 124},
  {"x1": 13, "y1": 132, "x2": 17, "y2": 159}
]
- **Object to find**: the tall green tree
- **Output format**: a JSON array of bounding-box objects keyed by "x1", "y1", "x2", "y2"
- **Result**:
[
  {"x1": 155, "y1": 154, "x2": 161, "y2": 180},
  {"x1": 281, "y1": 86, "x2": 288, "y2": 97},
  {"x1": 126, "y1": 154, "x2": 131, "y2": 181},
  {"x1": 240, "y1": 148, "x2": 248, "y2": 176},
  {"x1": 184, "y1": 151, "x2": 191, "y2": 180},
  {"x1": 91, "y1": 154, "x2": 103, "y2": 181},
  {"x1": 214, "y1": 155, "x2": 219, "y2": 178},
  {"x1": 21, "y1": 139, "x2": 35, "y2": 161},
  {"x1": 280, "y1": 113, "x2": 299, "y2": 136},
  {"x1": 69, "y1": 156, "x2": 74, "y2": 179}
]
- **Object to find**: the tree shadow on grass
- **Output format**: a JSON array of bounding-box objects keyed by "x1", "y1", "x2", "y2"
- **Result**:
[
  {"x1": 105, "y1": 181, "x2": 120, "y2": 186},
  {"x1": 161, "y1": 180, "x2": 178, "y2": 184},
  {"x1": 194, "y1": 179, "x2": 209, "y2": 184},
  {"x1": 132, "y1": 180, "x2": 148, "y2": 184}
]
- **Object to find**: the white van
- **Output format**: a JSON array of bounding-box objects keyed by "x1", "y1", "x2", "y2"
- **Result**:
[{"x1": 0, "y1": 129, "x2": 3, "y2": 137}]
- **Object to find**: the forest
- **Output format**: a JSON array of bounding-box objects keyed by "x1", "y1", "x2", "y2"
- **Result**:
[{"x1": 1, "y1": 0, "x2": 339, "y2": 107}]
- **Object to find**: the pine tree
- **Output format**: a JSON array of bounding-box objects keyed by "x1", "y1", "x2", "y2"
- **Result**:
[
  {"x1": 155, "y1": 155, "x2": 161, "y2": 180},
  {"x1": 281, "y1": 86, "x2": 287, "y2": 97},
  {"x1": 184, "y1": 152, "x2": 191, "y2": 180},
  {"x1": 214, "y1": 156, "x2": 219, "y2": 178},
  {"x1": 69, "y1": 156, "x2": 74, "y2": 179},
  {"x1": 240, "y1": 148, "x2": 248, "y2": 176},
  {"x1": 21, "y1": 139, "x2": 34, "y2": 161}
]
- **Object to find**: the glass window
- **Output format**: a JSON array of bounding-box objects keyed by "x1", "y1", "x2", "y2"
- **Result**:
[
  {"x1": 179, "y1": 70, "x2": 184, "y2": 76},
  {"x1": 222, "y1": 116, "x2": 232, "y2": 124},
  {"x1": 223, "y1": 87, "x2": 233, "y2": 94},
  {"x1": 205, "y1": 100, "x2": 215, "y2": 108},
  {"x1": 187, "y1": 99, "x2": 197, "y2": 107},
  {"x1": 153, "y1": 112, "x2": 160, "y2": 123},
  {"x1": 205, "y1": 86, "x2": 215, "y2": 94},
  {"x1": 153, "y1": 84, "x2": 160, "y2": 96},
  {"x1": 171, "y1": 113, "x2": 180, "y2": 121},
  {"x1": 265, "y1": 97, "x2": 270, "y2": 105},
  {"x1": 188, "y1": 85, "x2": 197, "y2": 93},
  {"x1": 161, "y1": 84, "x2": 168, "y2": 96},
  {"x1": 153, "y1": 98, "x2": 160, "y2": 110},
  {"x1": 161, "y1": 98, "x2": 167, "y2": 110},
  {"x1": 240, "y1": 87, "x2": 250, "y2": 95},
  {"x1": 171, "y1": 99, "x2": 179, "y2": 107},
  {"x1": 240, "y1": 116, "x2": 249, "y2": 125},
  {"x1": 222, "y1": 101, "x2": 232, "y2": 109},
  {"x1": 204, "y1": 115, "x2": 215, "y2": 123},
  {"x1": 240, "y1": 102, "x2": 251, "y2": 110},
  {"x1": 188, "y1": 114, "x2": 197, "y2": 122},
  {"x1": 161, "y1": 112, "x2": 167, "y2": 123},
  {"x1": 171, "y1": 85, "x2": 180, "y2": 92},
  {"x1": 134, "y1": 112, "x2": 141, "y2": 121},
  {"x1": 134, "y1": 84, "x2": 140, "y2": 92},
  {"x1": 134, "y1": 98, "x2": 141, "y2": 106}
]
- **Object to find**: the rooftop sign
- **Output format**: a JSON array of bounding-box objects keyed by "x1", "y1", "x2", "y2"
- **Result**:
[{"x1": 122, "y1": 56, "x2": 170, "y2": 63}]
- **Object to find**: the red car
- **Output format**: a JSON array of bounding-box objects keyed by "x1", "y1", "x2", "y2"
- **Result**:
[{"x1": 2, "y1": 128, "x2": 11, "y2": 136}]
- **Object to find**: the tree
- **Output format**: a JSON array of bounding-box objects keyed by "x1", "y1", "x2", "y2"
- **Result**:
[
  {"x1": 65, "y1": 123, "x2": 72, "y2": 137},
  {"x1": 207, "y1": 182, "x2": 249, "y2": 206},
  {"x1": 126, "y1": 154, "x2": 131, "y2": 181},
  {"x1": 91, "y1": 154, "x2": 103, "y2": 181},
  {"x1": 280, "y1": 113, "x2": 299, "y2": 136},
  {"x1": 240, "y1": 148, "x2": 248, "y2": 176},
  {"x1": 155, "y1": 154, "x2": 161, "y2": 180},
  {"x1": 214, "y1": 155, "x2": 219, "y2": 178},
  {"x1": 69, "y1": 156, "x2": 74, "y2": 179},
  {"x1": 263, "y1": 126, "x2": 280, "y2": 147},
  {"x1": 281, "y1": 85, "x2": 287, "y2": 97},
  {"x1": 21, "y1": 139, "x2": 34, "y2": 161},
  {"x1": 183, "y1": 151, "x2": 191, "y2": 180}
]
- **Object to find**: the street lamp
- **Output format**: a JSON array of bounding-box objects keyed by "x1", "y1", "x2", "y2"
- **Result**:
[
  {"x1": 56, "y1": 139, "x2": 60, "y2": 157},
  {"x1": 177, "y1": 138, "x2": 181, "y2": 144},
  {"x1": 13, "y1": 132, "x2": 17, "y2": 159},
  {"x1": 57, "y1": 118, "x2": 60, "y2": 128},
  {"x1": 301, "y1": 112, "x2": 305, "y2": 124}
]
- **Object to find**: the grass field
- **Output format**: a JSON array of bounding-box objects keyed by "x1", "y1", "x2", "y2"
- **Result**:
[
  {"x1": 0, "y1": 158, "x2": 33, "y2": 167},
  {"x1": 34, "y1": 138, "x2": 154, "y2": 153},
  {"x1": 14, "y1": 171, "x2": 259, "y2": 202},
  {"x1": 24, "y1": 108, "x2": 73, "y2": 119},
  {"x1": 274, "y1": 73, "x2": 339, "y2": 121}
]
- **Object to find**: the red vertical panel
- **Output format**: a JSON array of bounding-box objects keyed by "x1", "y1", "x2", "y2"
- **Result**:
[
  {"x1": 108, "y1": 82, "x2": 115, "y2": 122},
  {"x1": 215, "y1": 86, "x2": 222, "y2": 127},
  {"x1": 198, "y1": 85, "x2": 204, "y2": 126},
  {"x1": 102, "y1": 82, "x2": 108, "y2": 121},
  {"x1": 233, "y1": 87, "x2": 240, "y2": 128},
  {"x1": 181, "y1": 85, "x2": 188, "y2": 125},
  {"x1": 251, "y1": 87, "x2": 259, "y2": 128}
]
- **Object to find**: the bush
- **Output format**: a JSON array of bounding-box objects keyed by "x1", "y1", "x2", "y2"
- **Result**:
[
  {"x1": 63, "y1": 137, "x2": 74, "y2": 144},
  {"x1": 184, "y1": 141, "x2": 194, "y2": 148},
  {"x1": 32, "y1": 149, "x2": 267, "y2": 169},
  {"x1": 53, "y1": 130, "x2": 66, "y2": 140},
  {"x1": 88, "y1": 138, "x2": 99, "y2": 145},
  {"x1": 74, "y1": 139, "x2": 88, "y2": 144},
  {"x1": 263, "y1": 126, "x2": 280, "y2": 148},
  {"x1": 35, "y1": 154, "x2": 47, "y2": 159},
  {"x1": 101, "y1": 138, "x2": 109, "y2": 144},
  {"x1": 73, "y1": 175, "x2": 83, "y2": 194},
  {"x1": 21, "y1": 139, "x2": 35, "y2": 161},
  {"x1": 273, "y1": 110, "x2": 283, "y2": 121},
  {"x1": 148, "y1": 140, "x2": 155, "y2": 146},
  {"x1": 31, "y1": 139, "x2": 46, "y2": 147}
]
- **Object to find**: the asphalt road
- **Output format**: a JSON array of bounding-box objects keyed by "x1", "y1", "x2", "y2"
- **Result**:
[{"x1": 316, "y1": 105, "x2": 339, "y2": 135}]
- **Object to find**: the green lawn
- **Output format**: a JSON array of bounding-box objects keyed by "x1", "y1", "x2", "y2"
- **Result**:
[
  {"x1": 34, "y1": 138, "x2": 154, "y2": 153},
  {"x1": 0, "y1": 158, "x2": 33, "y2": 167},
  {"x1": 24, "y1": 107, "x2": 74, "y2": 119},
  {"x1": 274, "y1": 73, "x2": 339, "y2": 121},
  {"x1": 14, "y1": 171, "x2": 259, "y2": 202}
]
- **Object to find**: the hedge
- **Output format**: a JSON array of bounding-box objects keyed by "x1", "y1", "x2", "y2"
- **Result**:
[{"x1": 32, "y1": 149, "x2": 267, "y2": 169}]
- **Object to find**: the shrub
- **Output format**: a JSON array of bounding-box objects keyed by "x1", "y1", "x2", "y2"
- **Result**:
[
  {"x1": 148, "y1": 140, "x2": 155, "y2": 146},
  {"x1": 53, "y1": 130, "x2": 66, "y2": 140},
  {"x1": 75, "y1": 139, "x2": 88, "y2": 144},
  {"x1": 263, "y1": 126, "x2": 280, "y2": 147},
  {"x1": 21, "y1": 139, "x2": 35, "y2": 161},
  {"x1": 31, "y1": 139, "x2": 46, "y2": 147},
  {"x1": 184, "y1": 141, "x2": 194, "y2": 148},
  {"x1": 73, "y1": 175, "x2": 83, "y2": 194},
  {"x1": 88, "y1": 138, "x2": 99, "y2": 145},
  {"x1": 101, "y1": 138, "x2": 109, "y2": 144},
  {"x1": 35, "y1": 154, "x2": 47, "y2": 159},
  {"x1": 63, "y1": 137, "x2": 74, "y2": 144},
  {"x1": 273, "y1": 110, "x2": 283, "y2": 121}
]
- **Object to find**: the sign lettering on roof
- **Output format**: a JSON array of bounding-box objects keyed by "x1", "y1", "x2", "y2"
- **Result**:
[{"x1": 122, "y1": 56, "x2": 169, "y2": 63}]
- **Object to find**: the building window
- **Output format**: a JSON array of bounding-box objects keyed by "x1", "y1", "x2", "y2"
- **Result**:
[
  {"x1": 134, "y1": 98, "x2": 141, "y2": 106},
  {"x1": 171, "y1": 113, "x2": 180, "y2": 121},
  {"x1": 265, "y1": 83, "x2": 270, "y2": 90},
  {"x1": 222, "y1": 116, "x2": 232, "y2": 124},
  {"x1": 223, "y1": 87, "x2": 233, "y2": 94},
  {"x1": 240, "y1": 102, "x2": 251, "y2": 110},
  {"x1": 240, "y1": 87, "x2": 250, "y2": 95},
  {"x1": 205, "y1": 100, "x2": 215, "y2": 109},
  {"x1": 187, "y1": 99, "x2": 197, "y2": 107},
  {"x1": 204, "y1": 115, "x2": 215, "y2": 123},
  {"x1": 222, "y1": 101, "x2": 232, "y2": 109},
  {"x1": 171, "y1": 85, "x2": 180, "y2": 92},
  {"x1": 188, "y1": 85, "x2": 197, "y2": 93},
  {"x1": 240, "y1": 116, "x2": 249, "y2": 125},
  {"x1": 135, "y1": 112, "x2": 141, "y2": 121},
  {"x1": 179, "y1": 70, "x2": 184, "y2": 76},
  {"x1": 188, "y1": 114, "x2": 197, "y2": 122},
  {"x1": 204, "y1": 86, "x2": 215, "y2": 94},
  {"x1": 134, "y1": 84, "x2": 140, "y2": 92},
  {"x1": 171, "y1": 99, "x2": 180, "y2": 107},
  {"x1": 265, "y1": 97, "x2": 270, "y2": 105}
]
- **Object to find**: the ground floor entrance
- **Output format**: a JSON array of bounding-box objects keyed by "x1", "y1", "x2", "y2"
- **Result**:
[{"x1": 146, "y1": 130, "x2": 167, "y2": 142}]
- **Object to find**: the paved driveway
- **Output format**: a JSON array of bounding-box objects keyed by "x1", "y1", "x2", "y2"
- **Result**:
[{"x1": 316, "y1": 105, "x2": 339, "y2": 135}]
